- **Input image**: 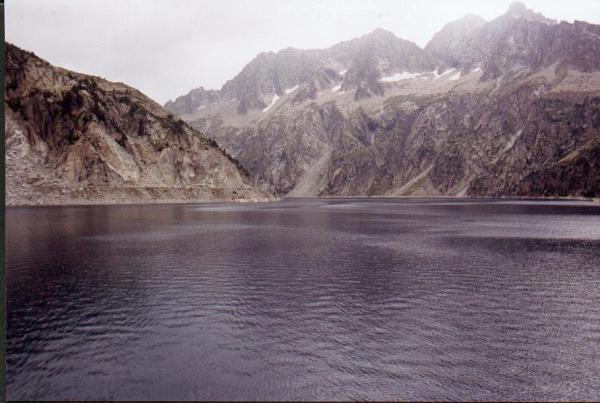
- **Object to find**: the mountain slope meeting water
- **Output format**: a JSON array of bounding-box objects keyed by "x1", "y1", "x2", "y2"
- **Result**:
[
  {"x1": 5, "y1": 43, "x2": 269, "y2": 206},
  {"x1": 166, "y1": 2, "x2": 600, "y2": 198}
]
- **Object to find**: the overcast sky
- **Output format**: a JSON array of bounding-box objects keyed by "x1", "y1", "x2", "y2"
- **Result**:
[{"x1": 7, "y1": 0, "x2": 600, "y2": 104}]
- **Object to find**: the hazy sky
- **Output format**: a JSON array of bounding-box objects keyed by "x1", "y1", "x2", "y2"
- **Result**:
[{"x1": 7, "y1": 0, "x2": 600, "y2": 104}]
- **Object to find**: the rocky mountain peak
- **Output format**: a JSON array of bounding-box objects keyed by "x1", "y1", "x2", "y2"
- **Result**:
[
  {"x1": 508, "y1": 1, "x2": 527, "y2": 14},
  {"x1": 350, "y1": 27, "x2": 423, "y2": 52},
  {"x1": 505, "y1": 1, "x2": 557, "y2": 24},
  {"x1": 363, "y1": 27, "x2": 399, "y2": 41},
  {"x1": 164, "y1": 86, "x2": 221, "y2": 116},
  {"x1": 166, "y1": 3, "x2": 600, "y2": 117},
  {"x1": 425, "y1": 13, "x2": 487, "y2": 65},
  {"x1": 463, "y1": 13, "x2": 486, "y2": 22}
]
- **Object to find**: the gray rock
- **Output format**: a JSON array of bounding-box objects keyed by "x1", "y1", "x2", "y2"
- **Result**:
[
  {"x1": 169, "y1": 3, "x2": 600, "y2": 198},
  {"x1": 5, "y1": 43, "x2": 270, "y2": 205}
]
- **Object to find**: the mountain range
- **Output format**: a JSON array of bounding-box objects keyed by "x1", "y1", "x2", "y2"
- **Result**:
[
  {"x1": 5, "y1": 2, "x2": 599, "y2": 205},
  {"x1": 165, "y1": 1, "x2": 600, "y2": 198}
]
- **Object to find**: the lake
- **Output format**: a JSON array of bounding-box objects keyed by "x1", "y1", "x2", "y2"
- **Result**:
[{"x1": 6, "y1": 198, "x2": 600, "y2": 400}]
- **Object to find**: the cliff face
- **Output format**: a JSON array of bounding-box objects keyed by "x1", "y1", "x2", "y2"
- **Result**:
[
  {"x1": 163, "y1": 87, "x2": 221, "y2": 116},
  {"x1": 168, "y1": 2, "x2": 600, "y2": 198},
  {"x1": 5, "y1": 43, "x2": 268, "y2": 205},
  {"x1": 191, "y1": 87, "x2": 600, "y2": 198},
  {"x1": 424, "y1": 14, "x2": 487, "y2": 67}
]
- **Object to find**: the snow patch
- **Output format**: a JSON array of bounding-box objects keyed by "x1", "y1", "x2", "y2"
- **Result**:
[
  {"x1": 471, "y1": 67, "x2": 482, "y2": 73},
  {"x1": 285, "y1": 85, "x2": 299, "y2": 94},
  {"x1": 416, "y1": 69, "x2": 442, "y2": 80},
  {"x1": 438, "y1": 68, "x2": 456, "y2": 78},
  {"x1": 339, "y1": 69, "x2": 348, "y2": 75},
  {"x1": 262, "y1": 95, "x2": 280, "y2": 112},
  {"x1": 338, "y1": 91, "x2": 346, "y2": 95},
  {"x1": 428, "y1": 69, "x2": 441, "y2": 79},
  {"x1": 448, "y1": 71, "x2": 461, "y2": 81},
  {"x1": 502, "y1": 129, "x2": 523, "y2": 153},
  {"x1": 332, "y1": 84, "x2": 342, "y2": 92},
  {"x1": 196, "y1": 105, "x2": 207, "y2": 110},
  {"x1": 456, "y1": 186, "x2": 469, "y2": 197},
  {"x1": 380, "y1": 71, "x2": 420, "y2": 82}
]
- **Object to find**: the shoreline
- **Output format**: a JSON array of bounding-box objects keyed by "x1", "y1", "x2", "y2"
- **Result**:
[
  {"x1": 6, "y1": 195, "x2": 598, "y2": 208},
  {"x1": 286, "y1": 195, "x2": 597, "y2": 201},
  {"x1": 5, "y1": 197, "x2": 278, "y2": 208}
]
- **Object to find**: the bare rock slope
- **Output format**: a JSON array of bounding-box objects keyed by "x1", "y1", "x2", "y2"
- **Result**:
[
  {"x1": 167, "y1": 2, "x2": 600, "y2": 198},
  {"x1": 5, "y1": 43, "x2": 269, "y2": 205}
]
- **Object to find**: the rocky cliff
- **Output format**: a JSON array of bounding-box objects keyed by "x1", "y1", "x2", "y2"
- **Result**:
[
  {"x1": 5, "y1": 43, "x2": 269, "y2": 205},
  {"x1": 167, "y1": 2, "x2": 600, "y2": 198}
]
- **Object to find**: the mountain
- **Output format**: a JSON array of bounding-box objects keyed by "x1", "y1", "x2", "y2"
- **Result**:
[
  {"x1": 167, "y1": 28, "x2": 437, "y2": 116},
  {"x1": 166, "y1": 2, "x2": 600, "y2": 198},
  {"x1": 424, "y1": 14, "x2": 487, "y2": 67},
  {"x1": 443, "y1": 2, "x2": 600, "y2": 79},
  {"x1": 5, "y1": 43, "x2": 269, "y2": 205},
  {"x1": 164, "y1": 86, "x2": 220, "y2": 116}
]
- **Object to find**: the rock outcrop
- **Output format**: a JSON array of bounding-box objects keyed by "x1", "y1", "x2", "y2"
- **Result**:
[
  {"x1": 167, "y1": 28, "x2": 438, "y2": 116},
  {"x1": 5, "y1": 43, "x2": 269, "y2": 205},
  {"x1": 424, "y1": 14, "x2": 487, "y2": 67},
  {"x1": 167, "y1": 2, "x2": 600, "y2": 198}
]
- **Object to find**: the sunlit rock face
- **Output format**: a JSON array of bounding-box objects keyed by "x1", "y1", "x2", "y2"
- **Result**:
[
  {"x1": 5, "y1": 43, "x2": 270, "y2": 205},
  {"x1": 165, "y1": 2, "x2": 600, "y2": 198}
]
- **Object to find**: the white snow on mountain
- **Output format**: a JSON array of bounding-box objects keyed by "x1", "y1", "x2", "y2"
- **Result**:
[
  {"x1": 437, "y1": 68, "x2": 456, "y2": 78},
  {"x1": 380, "y1": 71, "x2": 420, "y2": 82},
  {"x1": 426, "y1": 69, "x2": 441, "y2": 79},
  {"x1": 448, "y1": 71, "x2": 461, "y2": 81},
  {"x1": 285, "y1": 85, "x2": 299, "y2": 94},
  {"x1": 262, "y1": 94, "x2": 280, "y2": 112}
]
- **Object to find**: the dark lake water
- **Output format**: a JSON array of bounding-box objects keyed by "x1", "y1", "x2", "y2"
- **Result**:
[{"x1": 6, "y1": 198, "x2": 600, "y2": 400}]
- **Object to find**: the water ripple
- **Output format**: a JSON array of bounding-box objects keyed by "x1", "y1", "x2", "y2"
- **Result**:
[{"x1": 6, "y1": 198, "x2": 600, "y2": 400}]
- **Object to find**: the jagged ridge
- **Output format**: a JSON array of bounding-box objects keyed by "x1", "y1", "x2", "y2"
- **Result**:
[{"x1": 167, "y1": 2, "x2": 600, "y2": 198}]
